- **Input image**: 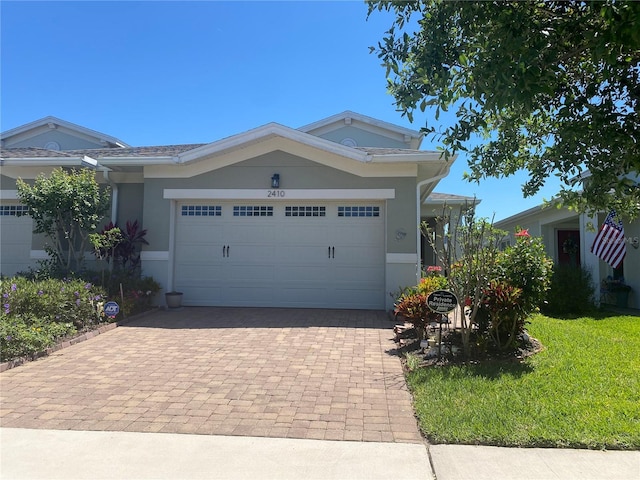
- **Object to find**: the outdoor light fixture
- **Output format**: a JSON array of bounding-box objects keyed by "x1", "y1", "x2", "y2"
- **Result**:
[
  {"x1": 81, "y1": 155, "x2": 98, "y2": 169},
  {"x1": 271, "y1": 174, "x2": 280, "y2": 189}
]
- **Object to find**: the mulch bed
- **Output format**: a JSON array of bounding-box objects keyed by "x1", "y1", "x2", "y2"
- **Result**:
[{"x1": 392, "y1": 321, "x2": 544, "y2": 369}]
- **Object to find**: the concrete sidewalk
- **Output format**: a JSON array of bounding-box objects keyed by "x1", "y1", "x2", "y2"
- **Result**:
[
  {"x1": 2, "y1": 428, "x2": 639, "y2": 480},
  {"x1": 429, "y1": 444, "x2": 640, "y2": 480},
  {"x1": 0, "y1": 428, "x2": 432, "y2": 480}
]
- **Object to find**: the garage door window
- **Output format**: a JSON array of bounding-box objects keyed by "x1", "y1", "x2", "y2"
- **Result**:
[
  {"x1": 233, "y1": 206, "x2": 274, "y2": 217},
  {"x1": 285, "y1": 206, "x2": 326, "y2": 217},
  {"x1": 338, "y1": 206, "x2": 380, "y2": 217},
  {"x1": 0, "y1": 205, "x2": 29, "y2": 216},
  {"x1": 181, "y1": 205, "x2": 222, "y2": 217}
]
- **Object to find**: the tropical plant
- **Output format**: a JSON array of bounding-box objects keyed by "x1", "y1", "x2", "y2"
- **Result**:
[
  {"x1": 480, "y1": 280, "x2": 524, "y2": 351},
  {"x1": 92, "y1": 220, "x2": 148, "y2": 275}
]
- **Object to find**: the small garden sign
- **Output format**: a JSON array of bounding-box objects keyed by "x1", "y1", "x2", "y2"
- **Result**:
[
  {"x1": 426, "y1": 290, "x2": 458, "y2": 314},
  {"x1": 104, "y1": 301, "x2": 120, "y2": 319}
]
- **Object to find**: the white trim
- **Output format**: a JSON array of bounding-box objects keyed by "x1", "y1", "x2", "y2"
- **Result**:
[
  {"x1": 0, "y1": 190, "x2": 19, "y2": 200},
  {"x1": 299, "y1": 110, "x2": 422, "y2": 140},
  {"x1": 167, "y1": 200, "x2": 177, "y2": 292},
  {"x1": 176, "y1": 123, "x2": 370, "y2": 164},
  {"x1": 164, "y1": 189, "x2": 396, "y2": 200},
  {"x1": 386, "y1": 253, "x2": 419, "y2": 264},
  {"x1": 1, "y1": 116, "x2": 130, "y2": 148},
  {"x1": 30, "y1": 250, "x2": 49, "y2": 260},
  {"x1": 140, "y1": 251, "x2": 169, "y2": 261}
]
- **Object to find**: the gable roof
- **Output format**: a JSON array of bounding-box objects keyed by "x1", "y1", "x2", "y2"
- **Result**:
[
  {"x1": 298, "y1": 110, "x2": 423, "y2": 149},
  {"x1": 0, "y1": 116, "x2": 130, "y2": 149}
]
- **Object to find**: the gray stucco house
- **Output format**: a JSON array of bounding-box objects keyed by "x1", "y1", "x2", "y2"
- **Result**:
[
  {"x1": 1, "y1": 112, "x2": 464, "y2": 310},
  {"x1": 495, "y1": 194, "x2": 640, "y2": 310}
]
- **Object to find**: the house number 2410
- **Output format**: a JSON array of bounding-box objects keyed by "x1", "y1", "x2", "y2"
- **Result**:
[{"x1": 267, "y1": 190, "x2": 285, "y2": 198}]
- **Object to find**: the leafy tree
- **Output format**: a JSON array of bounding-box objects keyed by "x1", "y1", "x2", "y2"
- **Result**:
[
  {"x1": 16, "y1": 168, "x2": 111, "y2": 273},
  {"x1": 368, "y1": 0, "x2": 640, "y2": 219}
]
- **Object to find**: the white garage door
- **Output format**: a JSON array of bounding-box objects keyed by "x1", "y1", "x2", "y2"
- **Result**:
[
  {"x1": 174, "y1": 201, "x2": 385, "y2": 309},
  {"x1": 0, "y1": 205, "x2": 34, "y2": 277}
]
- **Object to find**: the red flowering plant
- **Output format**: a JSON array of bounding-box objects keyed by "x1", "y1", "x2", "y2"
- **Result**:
[{"x1": 394, "y1": 274, "x2": 448, "y2": 340}]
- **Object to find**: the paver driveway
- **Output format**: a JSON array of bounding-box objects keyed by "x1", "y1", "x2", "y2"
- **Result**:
[{"x1": 0, "y1": 308, "x2": 422, "y2": 443}]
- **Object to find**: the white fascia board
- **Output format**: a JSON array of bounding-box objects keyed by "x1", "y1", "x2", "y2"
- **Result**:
[
  {"x1": 175, "y1": 123, "x2": 371, "y2": 164},
  {"x1": 163, "y1": 188, "x2": 396, "y2": 200},
  {"x1": 0, "y1": 116, "x2": 131, "y2": 148},
  {"x1": 97, "y1": 157, "x2": 177, "y2": 166},
  {"x1": 369, "y1": 152, "x2": 444, "y2": 163},
  {"x1": 299, "y1": 110, "x2": 422, "y2": 139}
]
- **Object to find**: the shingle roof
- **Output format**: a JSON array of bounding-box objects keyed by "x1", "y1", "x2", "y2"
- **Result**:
[
  {"x1": 0, "y1": 144, "x2": 207, "y2": 159},
  {"x1": 1, "y1": 144, "x2": 432, "y2": 160}
]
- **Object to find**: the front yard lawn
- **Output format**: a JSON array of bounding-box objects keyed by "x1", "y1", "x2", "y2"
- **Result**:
[{"x1": 407, "y1": 313, "x2": 640, "y2": 449}]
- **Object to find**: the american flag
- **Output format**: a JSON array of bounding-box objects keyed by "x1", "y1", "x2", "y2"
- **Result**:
[{"x1": 590, "y1": 210, "x2": 626, "y2": 268}]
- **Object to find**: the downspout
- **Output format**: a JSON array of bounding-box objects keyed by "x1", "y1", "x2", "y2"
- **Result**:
[
  {"x1": 103, "y1": 170, "x2": 118, "y2": 224},
  {"x1": 415, "y1": 165, "x2": 452, "y2": 282}
]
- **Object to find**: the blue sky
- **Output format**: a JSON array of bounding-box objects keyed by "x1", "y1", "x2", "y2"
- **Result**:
[{"x1": 1, "y1": 1, "x2": 561, "y2": 221}]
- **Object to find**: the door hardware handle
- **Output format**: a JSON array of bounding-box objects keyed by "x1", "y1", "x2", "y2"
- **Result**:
[{"x1": 332, "y1": 247, "x2": 335, "y2": 259}]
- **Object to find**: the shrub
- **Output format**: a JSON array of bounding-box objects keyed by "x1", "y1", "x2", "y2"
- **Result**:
[
  {"x1": 0, "y1": 315, "x2": 75, "y2": 362},
  {"x1": 496, "y1": 233, "x2": 553, "y2": 315},
  {"x1": 1, "y1": 277, "x2": 107, "y2": 330},
  {"x1": 542, "y1": 265, "x2": 596, "y2": 316},
  {"x1": 480, "y1": 280, "x2": 525, "y2": 350},
  {"x1": 395, "y1": 273, "x2": 448, "y2": 340}
]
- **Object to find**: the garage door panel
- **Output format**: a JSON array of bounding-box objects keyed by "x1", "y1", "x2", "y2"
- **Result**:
[
  {"x1": 175, "y1": 201, "x2": 385, "y2": 309},
  {"x1": 225, "y1": 224, "x2": 276, "y2": 244},
  {"x1": 227, "y1": 263, "x2": 275, "y2": 281},
  {"x1": 275, "y1": 246, "x2": 330, "y2": 265},
  {"x1": 178, "y1": 225, "x2": 225, "y2": 244},
  {"x1": 276, "y1": 225, "x2": 329, "y2": 244}
]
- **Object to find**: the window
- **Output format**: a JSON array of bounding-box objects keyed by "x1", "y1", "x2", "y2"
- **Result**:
[
  {"x1": 0, "y1": 205, "x2": 29, "y2": 216},
  {"x1": 285, "y1": 206, "x2": 326, "y2": 217},
  {"x1": 338, "y1": 206, "x2": 380, "y2": 217},
  {"x1": 233, "y1": 206, "x2": 273, "y2": 217},
  {"x1": 181, "y1": 205, "x2": 222, "y2": 216}
]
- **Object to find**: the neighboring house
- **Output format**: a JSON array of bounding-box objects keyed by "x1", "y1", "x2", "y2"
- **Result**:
[
  {"x1": 495, "y1": 200, "x2": 640, "y2": 310},
  {"x1": 1, "y1": 112, "x2": 463, "y2": 310}
]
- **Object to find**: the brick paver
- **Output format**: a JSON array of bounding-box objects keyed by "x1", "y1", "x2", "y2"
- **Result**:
[{"x1": 0, "y1": 308, "x2": 422, "y2": 443}]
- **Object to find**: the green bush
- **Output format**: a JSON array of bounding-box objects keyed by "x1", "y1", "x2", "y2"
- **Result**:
[
  {"x1": 542, "y1": 265, "x2": 596, "y2": 316},
  {"x1": 0, "y1": 315, "x2": 75, "y2": 362},
  {"x1": 0, "y1": 277, "x2": 109, "y2": 362},
  {"x1": 1, "y1": 277, "x2": 107, "y2": 329},
  {"x1": 496, "y1": 233, "x2": 553, "y2": 314}
]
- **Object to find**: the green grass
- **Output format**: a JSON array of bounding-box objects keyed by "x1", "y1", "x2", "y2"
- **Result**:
[{"x1": 407, "y1": 313, "x2": 640, "y2": 449}]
